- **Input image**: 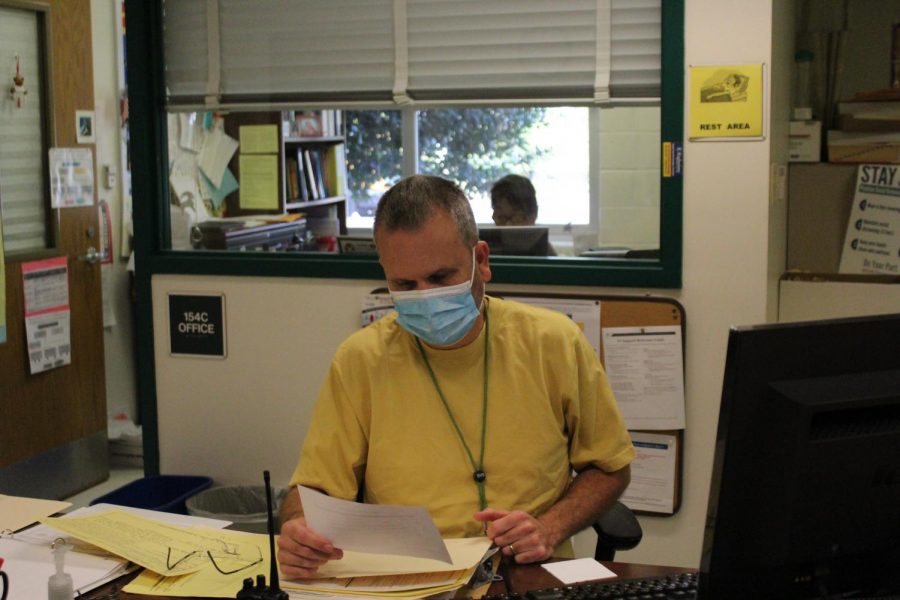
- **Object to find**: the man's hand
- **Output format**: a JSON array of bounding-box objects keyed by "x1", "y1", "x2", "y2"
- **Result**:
[
  {"x1": 277, "y1": 516, "x2": 343, "y2": 579},
  {"x1": 474, "y1": 508, "x2": 556, "y2": 564}
]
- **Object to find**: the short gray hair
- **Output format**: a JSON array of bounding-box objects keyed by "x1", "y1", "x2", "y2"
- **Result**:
[{"x1": 374, "y1": 175, "x2": 478, "y2": 246}]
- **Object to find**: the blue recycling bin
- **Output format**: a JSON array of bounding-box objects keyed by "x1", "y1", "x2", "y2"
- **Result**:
[{"x1": 90, "y1": 475, "x2": 213, "y2": 514}]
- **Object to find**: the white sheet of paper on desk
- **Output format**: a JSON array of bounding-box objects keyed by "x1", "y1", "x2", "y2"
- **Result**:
[
  {"x1": 601, "y1": 325, "x2": 685, "y2": 430},
  {"x1": 298, "y1": 485, "x2": 452, "y2": 563},
  {"x1": 542, "y1": 558, "x2": 617, "y2": 584}
]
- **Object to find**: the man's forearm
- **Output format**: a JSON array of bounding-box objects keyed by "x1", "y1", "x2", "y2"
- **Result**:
[
  {"x1": 537, "y1": 465, "x2": 631, "y2": 549},
  {"x1": 280, "y1": 486, "x2": 304, "y2": 524}
]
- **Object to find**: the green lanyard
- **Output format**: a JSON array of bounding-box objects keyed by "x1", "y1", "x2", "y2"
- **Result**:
[{"x1": 414, "y1": 309, "x2": 490, "y2": 511}]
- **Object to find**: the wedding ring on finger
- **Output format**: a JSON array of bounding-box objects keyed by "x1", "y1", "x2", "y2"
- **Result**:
[{"x1": 508, "y1": 544, "x2": 516, "y2": 555}]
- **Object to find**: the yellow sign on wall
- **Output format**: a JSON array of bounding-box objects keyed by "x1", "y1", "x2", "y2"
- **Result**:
[{"x1": 689, "y1": 64, "x2": 765, "y2": 139}]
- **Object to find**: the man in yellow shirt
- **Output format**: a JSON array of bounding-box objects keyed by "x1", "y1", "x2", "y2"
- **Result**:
[{"x1": 278, "y1": 175, "x2": 634, "y2": 579}]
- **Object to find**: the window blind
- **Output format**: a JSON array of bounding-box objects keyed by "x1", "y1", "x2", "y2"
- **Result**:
[
  {"x1": 163, "y1": 0, "x2": 660, "y2": 108},
  {"x1": 0, "y1": 6, "x2": 48, "y2": 253}
]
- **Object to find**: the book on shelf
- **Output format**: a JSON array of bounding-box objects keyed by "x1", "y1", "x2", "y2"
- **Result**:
[
  {"x1": 294, "y1": 149, "x2": 310, "y2": 202},
  {"x1": 303, "y1": 149, "x2": 320, "y2": 199},
  {"x1": 309, "y1": 148, "x2": 328, "y2": 198},
  {"x1": 325, "y1": 145, "x2": 347, "y2": 196},
  {"x1": 286, "y1": 156, "x2": 300, "y2": 201}
]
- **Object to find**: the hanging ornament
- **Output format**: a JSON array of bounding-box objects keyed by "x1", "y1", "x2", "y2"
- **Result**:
[{"x1": 9, "y1": 54, "x2": 28, "y2": 109}]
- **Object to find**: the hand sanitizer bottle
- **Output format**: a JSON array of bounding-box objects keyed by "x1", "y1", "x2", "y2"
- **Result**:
[{"x1": 48, "y1": 542, "x2": 73, "y2": 600}]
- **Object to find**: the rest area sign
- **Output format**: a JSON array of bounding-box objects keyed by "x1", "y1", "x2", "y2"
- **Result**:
[{"x1": 168, "y1": 293, "x2": 226, "y2": 358}]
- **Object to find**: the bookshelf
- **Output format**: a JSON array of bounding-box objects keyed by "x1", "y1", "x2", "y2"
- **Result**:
[
  {"x1": 282, "y1": 110, "x2": 348, "y2": 237},
  {"x1": 221, "y1": 110, "x2": 349, "y2": 244}
]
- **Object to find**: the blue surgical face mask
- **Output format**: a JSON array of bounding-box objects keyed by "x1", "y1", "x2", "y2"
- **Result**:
[{"x1": 390, "y1": 250, "x2": 482, "y2": 347}]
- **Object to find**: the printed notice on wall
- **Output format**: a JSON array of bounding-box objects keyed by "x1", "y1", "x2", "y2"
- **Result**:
[
  {"x1": 601, "y1": 325, "x2": 685, "y2": 430},
  {"x1": 621, "y1": 431, "x2": 678, "y2": 514},
  {"x1": 49, "y1": 148, "x2": 95, "y2": 207},
  {"x1": 22, "y1": 257, "x2": 72, "y2": 374},
  {"x1": 838, "y1": 164, "x2": 900, "y2": 275},
  {"x1": 689, "y1": 64, "x2": 765, "y2": 140}
]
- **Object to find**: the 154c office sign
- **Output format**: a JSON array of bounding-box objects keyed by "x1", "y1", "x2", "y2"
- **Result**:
[{"x1": 168, "y1": 293, "x2": 226, "y2": 358}]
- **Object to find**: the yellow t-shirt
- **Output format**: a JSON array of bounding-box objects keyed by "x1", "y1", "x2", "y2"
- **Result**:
[{"x1": 290, "y1": 296, "x2": 634, "y2": 555}]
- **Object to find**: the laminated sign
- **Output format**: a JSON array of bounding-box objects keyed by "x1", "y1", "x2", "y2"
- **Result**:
[
  {"x1": 689, "y1": 64, "x2": 765, "y2": 140},
  {"x1": 839, "y1": 164, "x2": 900, "y2": 275},
  {"x1": 168, "y1": 293, "x2": 226, "y2": 357}
]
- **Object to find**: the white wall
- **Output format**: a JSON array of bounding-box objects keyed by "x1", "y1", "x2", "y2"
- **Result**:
[{"x1": 148, "y1": 0, "x2": 787, "y2": 569}]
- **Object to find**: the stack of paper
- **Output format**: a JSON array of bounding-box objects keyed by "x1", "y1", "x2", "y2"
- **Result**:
[{"x1": 281, "y1": 538, "x2": 491, "y2": 599}]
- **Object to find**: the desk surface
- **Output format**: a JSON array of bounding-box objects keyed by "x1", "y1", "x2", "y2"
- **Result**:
[{"x1": 86, "y1": 561, "x2": 693, "y2": 599}]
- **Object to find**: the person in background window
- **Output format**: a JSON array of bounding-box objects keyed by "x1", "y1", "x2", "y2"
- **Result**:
[
  {"x1": 490, "y1": 175, "x2": 557, "y2": 255},
  {"x1": 490, "y1": 174, "x2": 538, "y2": 226}
]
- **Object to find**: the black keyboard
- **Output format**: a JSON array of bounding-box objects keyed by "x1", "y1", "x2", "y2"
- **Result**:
[{"x1": 484, "y1": 571, "x2": 698, "y2": 600}]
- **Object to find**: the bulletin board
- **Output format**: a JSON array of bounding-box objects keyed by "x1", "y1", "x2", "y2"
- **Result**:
[
  {"x1": 495, "y1": 292, "x2": 686, "y2": 516},
  {"x1": 363, "y1": 289, "x2": 686, "y2": 516}
]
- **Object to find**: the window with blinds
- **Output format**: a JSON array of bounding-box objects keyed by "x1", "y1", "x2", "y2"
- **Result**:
[
  {"x1": 0, "y1": 5, "x2": 49, "y2": 254},
  {"x1": 163, "y1": 0, "x2": 661, "y2": 108}
]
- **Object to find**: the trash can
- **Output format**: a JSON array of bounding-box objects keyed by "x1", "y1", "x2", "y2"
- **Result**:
[
  {"x1": 90, "y1": 475, "x2": 213, "y2": 514},
  {"x1": 185, "y1": 485, "x2": 288, "y2": 534}
]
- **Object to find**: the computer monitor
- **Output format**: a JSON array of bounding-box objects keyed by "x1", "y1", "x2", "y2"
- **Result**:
[
  {"x1": 478, "y1": 226, "x2": 550, "y2": 256},
  {"x1": 700, "y1": 313, "x2": 900, "y2": 599}
]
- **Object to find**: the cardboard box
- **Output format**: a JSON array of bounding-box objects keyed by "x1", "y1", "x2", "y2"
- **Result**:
[
  {"x1": 787, "y1": 163, "x2": 857, "y2": 272},
  {"x1": 789, "y1": 120, "x2": 821, "y2": 162},
  {"x1": 827, "y1": 130, "x2": 900, "y2": 163}
]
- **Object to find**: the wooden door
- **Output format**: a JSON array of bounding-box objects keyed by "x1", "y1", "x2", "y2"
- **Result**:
[{"x1": 0, "y1": 0, "x2": 108, "y2": 500}]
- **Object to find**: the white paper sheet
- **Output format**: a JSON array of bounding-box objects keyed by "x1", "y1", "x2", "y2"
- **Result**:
[
  {"x1": 601, "y1": 325, "x2": 685, "y2": 429},
  {"x1": 198, "y1": 126, "x2": 239, "y2": 188},
  {"x1": 48, "y1": 148, "x2": 95, "y2": 207},
  {"x1": 298, "y1": 486, "x2": 452, "y2": 563},
  {"x1": 621, "y1": 431, "x2": 678, "y2": 513},
  {"x1": 542, "y1": 558, "x2": 617, "y2": 584}
]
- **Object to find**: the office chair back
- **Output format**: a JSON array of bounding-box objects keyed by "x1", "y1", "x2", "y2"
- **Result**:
[{"x1": 593, "y1": 500, "x2": 643, "y2": 561}]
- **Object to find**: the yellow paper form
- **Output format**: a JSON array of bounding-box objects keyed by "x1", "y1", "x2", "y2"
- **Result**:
[
  {"x1": 238, "y1": 154, "x2": 279, "y2": 210},
  {"x1": 40, "y1": 511, "x2": 262, "y2": 577},
  {"x1": 123, "y1": 528, "x2": 270, "y2": 598},
  {"x1": 689, "y1": 64, "x2": 764, "y2": 139},
  {"x1": 239, "y1": 125, "x2": 279, "y2": 154}
]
